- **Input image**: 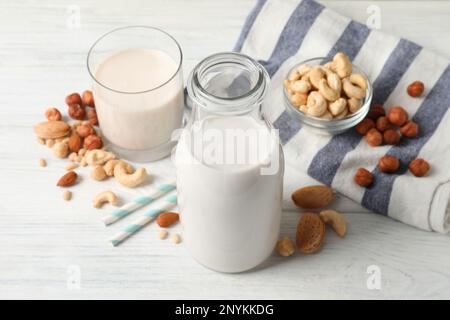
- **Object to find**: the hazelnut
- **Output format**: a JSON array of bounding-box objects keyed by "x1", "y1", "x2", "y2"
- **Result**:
[
  {"x1": 383, "y1": 129, "x2": 401, "y2": 145},
  {"x1": 407, "y1": 81, "x2": 424, "y2": 97},
  {"x1": 84, "y1": 134, "x2": 103, "y2": 150},
  {"x1": 387, "y1": 106, "x2": 408, "y2": 126},
  {"x1": 65, "y1": 92, "x2": 82, "y2": 106},
  {"x1": 376, "y1": 116, "x2": 391, "y2": 132},
  {"x1": 76, "y1": 123, "x2": 95, "y2": 138},
  {"x1": 355, "y1": 118, "x2": 375, "y2": 135},
  {"x1": 68, "y1": 104, "x2": 86, "y2": 120},
  {"x1": 378, "y1": 155, "x2": 400, "y2": 173},
  {"x1": 367, "y1": 104, "x2": 386, "y2": 120},
  {"x1": 82, "y1": 90, "x2": 95, "y2": 108},
  {"x1": 365, "y1": 128, "x2": 382, "y2": 147},
  {"x1": 354, "y1": 168, "x2": 374, "y2": 187},
  {"x1": 87, "y1": 108, "x2": 99, "y2": 126},
  {"x1": 45, "y1": 107, "x2": 62, "y2": 121},
  {"x1": 400, "y1": 121, "x2": 419, "y2": 138},
  {"x1": 409, "y1": 158, "x2": 430, "y2": 177}
]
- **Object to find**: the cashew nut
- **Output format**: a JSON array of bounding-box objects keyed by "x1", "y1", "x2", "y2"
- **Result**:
[
  {"x1": 104, "y1": 159, "x2": 134, "y2": 177},
  {"x1": 329, "y1": 98, "x2": 347, "y2": 116},
  {"x1": 343, "y1": 78, "x2": 366, "y2": 100},
  {"x1": 301, "y1": 73, "x2": 310, "y2": 82},
  {"x1": 289, "y1": 92, "x2": 308, "y2": 108},
  {"x1": 306, "y1": 91, "x2": 327, "y2": 117},
  {"x1": 334, "y1": 107, "x2": 348, "y2": 120},
  {"x1": 323, "y1": 61, "x2": 336, "y2": 72},
  {"x1": 320, "y1": 110, "x2": 333, "y2": 121},
  {"x1": 299, "y1": 105, "x2": 308, "y2": 114},
  {"x1": 333, "y1": 52, "x2": 352, "y2": 78},
  {"x1": 114, "y1": 162, "x2": 148, "y2": 188},
  {"x1": 319, "y1": 209, "x2": 346, "y2": 237},
  {"x1": 85, "y1": 149, "x2": 116, "y2": 166},
  {"x1": 288, "y1": 71, "x2": 300, "y2": 81},
  {"x1": 349, "y1": 73, "x2": 367, "y2": 90},
  {"x1": 318, "y1": 78, "x2": 340, "y2": 101},
  {"x1": 93, "y1": 190, "x2": 119, "y2": 209},
  {"x1": 326, "y1": 72, "x2": 342, "y2": 93},
  {"x1": 291, "y1": 79, "x2": 311, "y2": 94},
  {"x1": 296, "y1": 64, "x2": 312, "y2": 77},
  {"x1": 309, "y1": 66, "x2": 325, "y2": 89},
  {"x1": 348, "y1": 97, "x2": 363, "y2": 113}
]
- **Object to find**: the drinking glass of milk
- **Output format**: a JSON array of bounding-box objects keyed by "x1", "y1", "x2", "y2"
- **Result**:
[
  {"x1": 87, "y1": 26, "x2": 184, "y2": 162},
  {"x1": 175, "y1": 52, "x2": 284, "y2": 273}
]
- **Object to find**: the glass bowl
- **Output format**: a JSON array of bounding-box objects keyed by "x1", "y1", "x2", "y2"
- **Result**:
[{"x1": 283, "y1": 57, "x2": 373, "y2": 135}]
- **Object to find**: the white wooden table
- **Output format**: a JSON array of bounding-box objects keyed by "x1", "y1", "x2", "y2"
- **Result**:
[{"x1": 1, "y1": 0, "x2": 450, "y2": 299}]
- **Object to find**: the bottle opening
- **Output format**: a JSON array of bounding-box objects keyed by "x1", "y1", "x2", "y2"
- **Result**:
[{"x1": 187, "y1": 52, "x2": 269, "y2": 114}]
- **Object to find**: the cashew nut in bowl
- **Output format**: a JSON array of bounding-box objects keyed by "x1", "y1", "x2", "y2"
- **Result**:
[
  {"x1": 301, "y1": 73, "x2": 310, "y2": 82},
  {"x1": 290, "y1": 92, "x2": 308, "y2": 108},
  {"x1": 348, "y1": 97, "x2": 363, "y2": 113},
  {"x1": 329, "y1": 98, "x2": 347, "y2": 116},
  {"x1": 291, "y1": 79, "x2": 311, "y2": 93},
  {"x1": 297, "y1": 64, "x2": 312, "y2": 77},
  {"x1": 288, "y1": 70, "x2": 300, "y2": 81},
  {"x1": 299, "y1": 105, "x2": 308, "y2": 114},
  {"x1": 320, "y1": 110, "x2": 333, "y2": 121},
  {"x1": 306, "y1": 91, "x2": 327, "y2": 117},
  {"x1": 320, "y1": 209, "x2": 346, "y2": 237},
  {"x1": 114, "y1": 162, "x2": 148, "y2": 188},
  {"x1": 104, "y1": 159, "x2": 134, "y2": 177},
  {"x1": 309, "y1": 66, "x2": 325, "y2": 89},
  {"x1": 333, "y1": 52, "x2": 352, "y2": 78},
  {"x1": 334, "y1": 107, "x2": 348, "y2": 120},
  {"x1": 343, "y1": 78, "x2": 366, "y2": 100},
  {"x1": 326, "y1": 72, "x2": 342, "y2": 93},
  {"x1": 323, "y1": 61, "x2": 336, "y2": 72},
  {"x1": 93, "y1": 190, "x2": 119, "y2": 209},
  {"x1": 349, "y1": 73, "x2": 368, "y2": 90},
  {"x1": 318, "y1": 78, "x2": 340, "y2": 101}
]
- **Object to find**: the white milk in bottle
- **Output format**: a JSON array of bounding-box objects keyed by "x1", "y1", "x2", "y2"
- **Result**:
[{"x1": 175, "y1": 52, "x2": 283, "y2": 273}]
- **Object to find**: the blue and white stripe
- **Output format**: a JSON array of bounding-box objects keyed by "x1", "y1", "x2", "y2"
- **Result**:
[
  {"x1": 103, "y1": 180, "x2": 176, "y2": 225},
  {"x1": 235, "y1": 0, "x2": 450, "y2": 232},
  {"x1": 110, "y1": 194, "x2": 178, "y2": 247}
]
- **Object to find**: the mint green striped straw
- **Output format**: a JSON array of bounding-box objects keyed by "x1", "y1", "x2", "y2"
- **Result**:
[
  {"x1": 110, "y1": 194, "x2": 177, "y2": 247},
  {"x1": 103, "y1": 180, "x2": 176, "y2": 226}
]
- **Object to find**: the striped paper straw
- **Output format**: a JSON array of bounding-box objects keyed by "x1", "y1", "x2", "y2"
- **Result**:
[
  {"x1": 103, "y1": 180, "x2": 176, "y2": 226},
  {"x1": 110, "y1": 194, "x2": 177, "y2": 247}
]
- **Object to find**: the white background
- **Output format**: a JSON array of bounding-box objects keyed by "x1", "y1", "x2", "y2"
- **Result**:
[{"x1": 1, "y1": 0, "x2": 450, "y2": 299}]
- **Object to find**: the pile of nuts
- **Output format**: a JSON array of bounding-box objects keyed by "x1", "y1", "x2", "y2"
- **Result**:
[
  {"x1": 353, "y1": 80, "x2": 430, "y2": 187},
  {"x1": 34, "y1": 90, "x2": 148, "y2": 203},
  {"x1": 284, "y1": 52, "x2": 368, "y2": 120},
  {"x1": 156, "y1": 212, "x2": 181, "y2": 244},
  {"x1": 276, "y1": 185, "x2": 346, "y2": 257}
]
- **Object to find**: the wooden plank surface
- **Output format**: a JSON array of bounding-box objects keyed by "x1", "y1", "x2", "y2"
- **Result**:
[{"x1": 0, "y1": 0, "x2": 449, "y2": 299}]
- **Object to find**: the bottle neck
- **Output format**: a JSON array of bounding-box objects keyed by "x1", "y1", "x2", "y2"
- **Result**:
[{"x1": 187, "y1": 52, "x2": 270, "y2": 120}]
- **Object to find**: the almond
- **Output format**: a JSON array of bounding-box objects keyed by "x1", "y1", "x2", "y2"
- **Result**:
[
  {"x1": 57, "y1": 171, "x2": 78, "y2": 187},
  {"x1": 156, "y1": 212, "x2": 179, "y2": 228},
  {"x1": 291, "y1": 185, "x2": 334, "y2": 209},
  {"x1": 68, "y1": 132, "x2": 82, "y2": 153},
  {"x1": 34, "y1": 121, "x2": 71, "y2": 139},
  {"x1": 296, "y1": 212, "x2": 325, "y2": 254}
]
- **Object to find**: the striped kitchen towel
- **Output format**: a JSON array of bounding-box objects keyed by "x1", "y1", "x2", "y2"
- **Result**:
[{"x1": 235, "y1": 0, "x2": 450, "y2": 233}]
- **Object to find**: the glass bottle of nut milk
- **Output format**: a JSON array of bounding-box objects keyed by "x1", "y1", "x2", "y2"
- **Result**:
[{"x1": 174, "y1": 52, "x2": 284, "y2": 273}]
